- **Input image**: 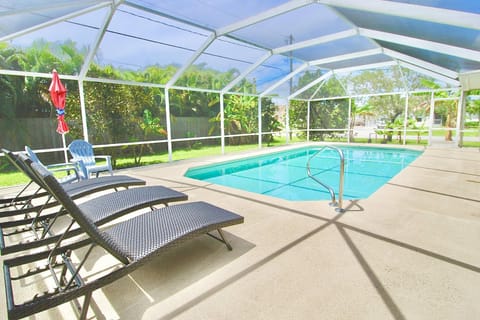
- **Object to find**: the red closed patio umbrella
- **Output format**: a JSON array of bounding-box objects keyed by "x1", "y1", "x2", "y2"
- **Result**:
[
  {"x1": 49, "y1": 69, "x2": 69, "y2": 162},
  {"x1": 49, "y1": 69, "x2": 69, "y2": 134}
]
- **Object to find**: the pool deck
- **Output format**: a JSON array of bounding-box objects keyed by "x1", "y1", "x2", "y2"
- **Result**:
[{"x1": 1, "y1": 143, "x2": 479, "y2": 319}]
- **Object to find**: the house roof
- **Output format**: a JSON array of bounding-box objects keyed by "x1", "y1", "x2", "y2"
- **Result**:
[{"x1": 1, "y1": 0, "x2": 480, "y2": 98}]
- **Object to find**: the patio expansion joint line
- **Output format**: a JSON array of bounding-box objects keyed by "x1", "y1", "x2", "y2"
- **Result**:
[
  {"x1": 11, "y1": 172, "x2": 480, "y2": 277},
  {"x1": 466, "y1": 180, "x2": 480, "y2": 184},
  {"x1": 410, "y1": 165, "x2": 480, "y2": 177},
  {"x1": 125, "y1": 175, "x2": 479, "y2": 268},
  {"x1": 421, "y1": 154, "x2": 480, "y2": 163},
  {"x1": 149, "y1": 177, "x2": 480, "y2": 319},
  {"x1": 157, "y1": 210, "x2": 345, "y2": 320},
  {"x1": 156, "y1": 176, "x2": 480, "y2": 272},
  {"x1": 387, "y1": 182, "x2": 480, "y2": 203}
]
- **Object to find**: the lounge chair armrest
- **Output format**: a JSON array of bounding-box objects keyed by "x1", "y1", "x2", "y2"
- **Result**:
[
  {"x1": 46, "y1": 162, "x2": 76, "y2": 170},
  {"x1": 94, "y1": 155, "x2": 111, "y2": 161},
  {"x1": 46, "y1": 163, "x2": 81, "y2": 182},
  {"x1": 69, "y1": 159, "x2": 89, "y2": 180}
]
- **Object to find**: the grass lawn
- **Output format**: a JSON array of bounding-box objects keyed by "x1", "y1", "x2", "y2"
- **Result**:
[
  {"x1": 0, "y1": 171, "x2": 30, "y2": 188},
  {"x1": 114, "y1": 139, "x2": 297, "y2": 169}
]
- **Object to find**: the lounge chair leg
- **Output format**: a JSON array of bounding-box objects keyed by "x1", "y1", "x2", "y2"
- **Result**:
[
  {"x1": 59, "y1": 250, "x2": 72, "y2": 285},
  {"x1": 218, "y1": 229, "x2": 233, "y2": 250},
  {"x1": 79, "y1": 291, "x2": 92, "y2": 320},
  {"x1": 207, "y1": 229, "x2": 233, "y2": 250}
]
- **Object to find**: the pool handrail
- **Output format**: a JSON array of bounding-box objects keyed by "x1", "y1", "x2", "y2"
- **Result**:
[{"x1": 306, "y1": 146, "x2": 345, "y2": 212}]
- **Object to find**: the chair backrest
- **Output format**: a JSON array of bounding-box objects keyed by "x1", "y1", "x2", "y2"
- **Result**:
[
  {"x1": 68, "y1": 140, "x2": 96, "y2": 167},
  {"x1": 2, "y1": 148, "x2": 38, "y2": 183},
  {"x1": 25, "y1": 146, "x2": 45, "y2": 169},
  {"x1": 29, "y1": 162, "x2": 129, "y2": 264},
  {"x1": 25, "y1": 146, "x2": 82, "y2": 183},
  {"x1": 17, "y1": 153, "x2": 49, "y2": 189}
]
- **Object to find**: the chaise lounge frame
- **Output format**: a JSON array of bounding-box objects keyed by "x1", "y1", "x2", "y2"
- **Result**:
[
  {"x1": 3, "y1": 163, "x2": 244, "y2": 320},
  {"x1": 1, "y1": 149, "x2": 145, "y2": 218},
  {"x1": 0, "y1": 152, "x2": 188, "y2": 255}
]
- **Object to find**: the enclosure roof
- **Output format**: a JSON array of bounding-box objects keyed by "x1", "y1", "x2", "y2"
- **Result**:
[{"x1": 1, "y1": 0, "x2": 480, "y2": 98}]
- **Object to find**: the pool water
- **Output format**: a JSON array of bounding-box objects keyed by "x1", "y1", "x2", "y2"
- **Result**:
[{"x1": 185, "y1": 146, "x2": 423, "y2": 201}]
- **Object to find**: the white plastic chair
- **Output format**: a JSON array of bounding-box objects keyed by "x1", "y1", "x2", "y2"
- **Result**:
[{"x1": 25, "y1": 146, "x2": 83, "y2": 184}]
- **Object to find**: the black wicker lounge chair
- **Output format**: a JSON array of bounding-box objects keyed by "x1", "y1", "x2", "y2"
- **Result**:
[
  {"x1": 0, "y1": 152, "x2": 188, "y2": 255},
  {"x1": 0, "y1": 151, "x2": 146, "y2": 243},
  {"x1": 0, "y1": 149, "x2": 145, "y2": 218},
  {"x1": 3, "y1": 162, "x2": 244, "y2": 320},
  {"x1": 0, "y1": 183, "x2": 188, "y2": 255}
]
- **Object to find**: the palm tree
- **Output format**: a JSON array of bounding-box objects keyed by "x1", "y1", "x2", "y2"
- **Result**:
[
  {"x1": 420, "y1": 79, "x2": 458, "y2": 141},
  {"x1": 133, "y1": 109, "x2": 167, "y2": 164},
  {"x1": 350, "y1": 103, "x2": 374, "y2": 140}
]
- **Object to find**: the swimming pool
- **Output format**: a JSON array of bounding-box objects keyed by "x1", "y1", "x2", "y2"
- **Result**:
[{"x1": 185, "y1": 146, "x2": 423, "y2": 201}]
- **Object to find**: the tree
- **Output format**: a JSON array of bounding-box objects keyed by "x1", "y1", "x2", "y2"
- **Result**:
[
  {"x1": 261, "y1": 98, "x2": 282, "y2": 145},
  {"x1": 310, "y1": 99, "x2": 349, "y2": 141},
  {"x1": 0, "y1": 41, "x2": 85, "y2": 149},
  {"x1": 349, "y1": 70, "x2": 405, "y2": 127},
  {"x1": 289, "y1": 100, "x2": 308, "y2": 139},
  {"x1": 219, "y1": 93, "x2": 258, "y2": 145},
  {"x1": 420, "y1": 79, "x2": 458, "y2": 141},
  {"x1": 350, "y1": 103, "x2": 374, "y2": 141},
  {"x1": 132, "y1": 109, "x2": 167, "y2": 164},
  {"x1": 466, "y1": 90, "x2": 480, "y2": 126},
  {"x1": 289, "y1": 72, "x2": 346, "y2": 139}
]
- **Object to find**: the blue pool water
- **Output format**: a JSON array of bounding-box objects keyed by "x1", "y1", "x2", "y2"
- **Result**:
[{"x1": 185, "y1": 146, "x2": 423, "y2": 201}]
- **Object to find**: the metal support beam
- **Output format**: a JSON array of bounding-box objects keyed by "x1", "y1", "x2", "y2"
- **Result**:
[
  {"x1": 333, "y1": 61, "x2": 397, "y2": 75},
  {"x1": 0, "y1": 2, "x2": 111, "y2": 42},
  {"x1": 398, "y1": 61, "x2": 460, "y2": 87},
  {"x1": 222, "y1": 52, "x2": 272, "y2": 94},
  {"x1": 360, "y1": 28, "x2": 480, "y2": 63},
  {"x1": 383, "y1": 48, "x2": 458, "y2": 80},
  {"x1": 318, "y1": 0, "x2": 480, "y2": 31},
  {"x1": 403, "y1": 92, "x2": 409, "y2": 145},
  {"x1": 78, "y1": 80, "x2": 89, "y2": 142},
  {"x1": 307, "y1": 100, "x2": 311, "y2": 142},
  {"x1": 289, "y1": 71, "x2": 333, "y2": 99},
  {"x1": 217, "y1": 0, "x2": 314, "y2": 36},
  {"x1": 347, "y1": 97, "x2": 352, "y2": 143},
  {"x1": 164, "y1": 87, "x2": 173, "y2": 162},
  {"x1": 0, "y1": 0, "x2": 101, "y2": 18},
  {"x1": 273, "y1": 29, "x2": 357, "y2": 54},
  {"x1": 456, "y1": 90, "x2": 465, "y2": 147},
  {"x1": 79, "y1": 1, "x2": 120, "y2": 79},
  {"x1": 260, "y1": 63, "x2": 309, "y2": 97},
  {"x1": 286, "y1": 101, "x2": 290, "y2": 144},
  {"x1": 310, "y1": 48, "x2": 382, "y2": 66},
  {"x1": 428, "y1": 91, "x2": 435, "y2": 146},
  {"x1": 220, "y1": 94, "x2": 225, "y2": 154},
  {"x1": 258, "y1": 97, "x2": 262, "y2": 148},
  {"x1": 167, "y1": 33, "x2": 217, "y2": 87}
]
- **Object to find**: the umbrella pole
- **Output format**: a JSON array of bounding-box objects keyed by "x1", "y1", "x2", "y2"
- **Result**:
[{"x1": 62, "y1": 133, "x2": 68, "y2": 163}]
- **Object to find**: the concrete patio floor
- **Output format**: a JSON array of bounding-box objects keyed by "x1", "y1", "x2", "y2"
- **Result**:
[{"x1": 1, "y1": 143, "x2": 479, "y2": 319}]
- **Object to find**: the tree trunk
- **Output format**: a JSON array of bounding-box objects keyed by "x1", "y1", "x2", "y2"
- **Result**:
[{"x1": 445, "y1": 114, "x2": 453, "y2": 141}]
